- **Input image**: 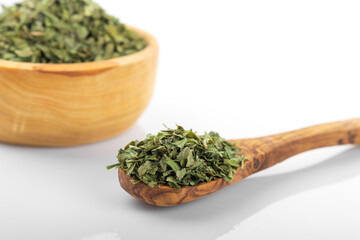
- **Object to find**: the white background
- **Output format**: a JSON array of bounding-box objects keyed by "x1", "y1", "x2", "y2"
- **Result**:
[{"x1": 1, "y1": 0, "x2": 360, "y2": 239}]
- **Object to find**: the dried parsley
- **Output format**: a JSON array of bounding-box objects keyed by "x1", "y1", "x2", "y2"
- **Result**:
[
  {"x1": 0, "y1": 0, "x2": 146, "y2": 63},
  {"x1": 107, "y1": 126, "x2": 247, "y2": 189}
]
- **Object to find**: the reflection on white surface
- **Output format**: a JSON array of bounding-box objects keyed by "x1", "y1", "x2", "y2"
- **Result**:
[
  {"x1": 123, "y1": 147, "x2": 360, "y2": 240},
  {"x1": 0, "y1": 124, "x2": 146, "y2": 240},
  {"x1": 1, "y1": 129, "x2": 359, "y2": 240}
]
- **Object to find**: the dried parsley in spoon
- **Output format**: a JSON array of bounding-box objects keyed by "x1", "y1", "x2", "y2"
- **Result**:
[
  {"x1": 0, "y1": 0, "x2": 146, "y2": 63},
  {"x1": 107, "y1": 126, "x2": 247, "y2": 189}
]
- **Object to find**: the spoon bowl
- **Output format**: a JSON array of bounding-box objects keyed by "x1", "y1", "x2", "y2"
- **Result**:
[{"x1": 118, "y1": 119, "x2": 360, "y2": 207}]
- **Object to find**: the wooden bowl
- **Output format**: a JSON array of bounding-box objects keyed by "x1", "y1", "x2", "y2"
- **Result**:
[{"x1": 0, "y1": 27, "x2": 158, "y2": 146}]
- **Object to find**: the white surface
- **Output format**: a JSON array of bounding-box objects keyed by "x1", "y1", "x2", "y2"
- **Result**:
[{"x1": 1, "y1": 0, "x2": 360, "y2": 239}]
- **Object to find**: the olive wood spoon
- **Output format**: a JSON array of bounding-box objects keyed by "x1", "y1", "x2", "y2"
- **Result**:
[{"x1": 118, "y1": 119, "x2": 360, "y2": 207}]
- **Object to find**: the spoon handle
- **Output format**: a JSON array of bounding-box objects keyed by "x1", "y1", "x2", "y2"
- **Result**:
[{"x1": 236, "y1": 118, "x2": 360, "y2": 174}]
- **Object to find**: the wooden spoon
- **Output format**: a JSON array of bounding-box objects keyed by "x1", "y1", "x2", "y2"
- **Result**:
[{"x1": 118, "y1": 119, "x2": 360, "y2": 207}]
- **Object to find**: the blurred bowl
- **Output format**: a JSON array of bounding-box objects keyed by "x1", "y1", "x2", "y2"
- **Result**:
[{"x1": 0, "y1": 26, "x2": 158, "y2": 146}]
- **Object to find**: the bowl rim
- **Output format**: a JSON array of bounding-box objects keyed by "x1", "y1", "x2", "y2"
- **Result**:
[{"x1": 0, "y1": 26, "x2": 158, "y2": 72}]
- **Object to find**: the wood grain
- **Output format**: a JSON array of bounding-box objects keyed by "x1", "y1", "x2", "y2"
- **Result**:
[
  {"x1": 118, "y1": 119, "x2": 360, "y2": 207},
  {"x1": 0, "y1": 27, "x2": 158, "y2": 146}
]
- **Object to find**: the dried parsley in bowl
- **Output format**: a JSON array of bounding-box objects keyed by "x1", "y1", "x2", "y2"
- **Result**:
[
  {"x1": 0, "y1": 0, "x2": 146, "y2": 63},
  {"x1": 107, "y1": 126, "x2": 247, "y2": 189}
]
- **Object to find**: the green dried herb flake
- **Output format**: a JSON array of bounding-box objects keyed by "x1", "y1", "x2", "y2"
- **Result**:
[
  {"x1": 107, "y1": 126, "x2": 247, "y2": 189},
  {"x1": 0, "y1": 0, "x2": 146, "y2": 63}
]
